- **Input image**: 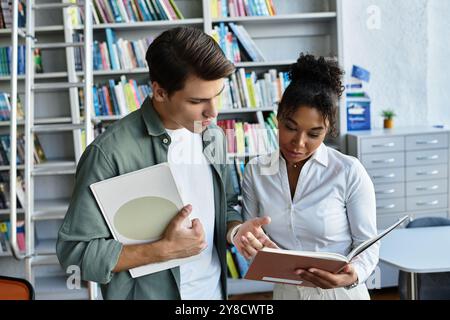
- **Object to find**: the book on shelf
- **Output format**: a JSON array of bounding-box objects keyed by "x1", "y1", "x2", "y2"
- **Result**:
[
  {"x1": 0, "y1": 220, "x2": 26, "y2": 254},
  {"x1": 74, "y1": 29, "x2": 153, "y2": 72},
  {"x1": 90, "y1": 162, "x2": 201, "y2": 278},
  {"x1": 217, "y1": 68, "x2": 289, "y2": 111},
  {"x1": 229, "y1": 157, "x2": 244, "y2": 194},
  {"x1": 217, "y1": 112, "x2": 278, "y2": 155},
  {"x1": 0, "y1": 45, "x2": 45, "y2": 76},
  {"x1": 228, "y1": 22, "x2": 266, "y2": 62},
  {"x1": 73, "y1": 0, "x2": 186, "y2": 27},
  {"x1": 245, "y1": 216, "x2": 409, "y2": 287},
  {"x1": 33, "y1": 135, "x2": 47, "y2": 164},
  {"x1": 0, "y1": 171, "x2": 26, "y2": 210},
  {"x1": 211, "y1": 23, "x2": 241, "y2": 63},
  {"x1": 0, "y1": 45, "x2": 25, "y2": 76},
  {"x1": 211, "y1": 0, "x2": 276, "y2": 18},
  {"x1": 0, "y1": 92, "x2": 25, "y2": 121},
  {"x1": 226, "y1": 247, "x2": 239, "y2": 279},
  {"x1": 212, "y1": 23, "x2": 266, "y2": 63},
  {"x1": 226, "y1": 245, "x2": 250, "y2": 279},
  {"x1": 0, "y1": 0, "x2": 26, "y2": 29},
  {"x1": 0, "y1": 133, "x2": 45, "y2": 166},
  {"x1": 87, "y1": 76, "x2": 151, "y2": 117}
]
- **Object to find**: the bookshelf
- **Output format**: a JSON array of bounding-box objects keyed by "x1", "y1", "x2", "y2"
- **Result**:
[{"x1": 0, "y1": 0, "x2": 343, "y2": 299}]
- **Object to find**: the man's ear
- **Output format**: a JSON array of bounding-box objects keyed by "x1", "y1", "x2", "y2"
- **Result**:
[{"x1": 151, "y1": 81, "x2": 167, "y2": 102}]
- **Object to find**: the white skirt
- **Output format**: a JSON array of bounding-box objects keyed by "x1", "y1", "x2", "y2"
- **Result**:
[{"x1": 273, "y1": 283, "x2": 371, "y2": 300}]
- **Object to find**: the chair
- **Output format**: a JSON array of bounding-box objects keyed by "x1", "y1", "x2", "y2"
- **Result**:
[
  {"x1": 0, "y1": 276, "x2": 34, "y2": 300},
  {"x1": 398, "y1": 217, "x2": 450, "y2": 300}
]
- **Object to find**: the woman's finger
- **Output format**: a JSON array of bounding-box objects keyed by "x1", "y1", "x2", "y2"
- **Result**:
[
  {"x1": 259, "y1": 235, "x2": 279, "y2": 249},
  {"x1": 245, "y1": 232, "x2": 264, "y2": 250},
  {"x1": 241, "y1": 236, "x2": 258, "y2": 257},
  {"x1": 296, "y1": 270, "x2": 335, "y2": 289}
]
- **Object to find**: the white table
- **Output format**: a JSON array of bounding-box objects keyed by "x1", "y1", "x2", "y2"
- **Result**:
[{"x1": 380, "y1": 226, "x2": 450, "y2": 300}]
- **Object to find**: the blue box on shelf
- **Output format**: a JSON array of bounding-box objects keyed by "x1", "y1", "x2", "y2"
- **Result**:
[{"x1": 346, "y1": 95, "x2": 371, "y2": 131}]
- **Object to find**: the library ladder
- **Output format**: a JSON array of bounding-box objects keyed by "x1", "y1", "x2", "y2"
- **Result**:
[{"x1": 9, "y1": 0, "x2": 96, "y2": 299}]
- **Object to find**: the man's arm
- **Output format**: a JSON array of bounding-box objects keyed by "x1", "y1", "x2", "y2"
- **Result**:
[{"x1": 112, "y1": 242, "x2": 167, "y2": 273}]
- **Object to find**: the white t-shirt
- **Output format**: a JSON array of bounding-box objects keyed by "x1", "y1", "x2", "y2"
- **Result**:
[{"x1": 166, "y1": 127, "x2": 222, "y2": 300}]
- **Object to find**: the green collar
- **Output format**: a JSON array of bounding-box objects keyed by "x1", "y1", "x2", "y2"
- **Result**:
[{"x1": 141, "y1": 97, "x2": 167, "y2": 137}]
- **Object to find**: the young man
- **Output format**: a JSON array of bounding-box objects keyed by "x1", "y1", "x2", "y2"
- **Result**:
[{"x1": 56, "y1": 27, "x2": 243, "y2": 300}]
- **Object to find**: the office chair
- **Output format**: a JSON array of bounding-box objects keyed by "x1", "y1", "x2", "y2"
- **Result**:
[
  {"x1": 398, "y1": 217, "x2": 450, "y2": 300},
  {"x1": 0, "y1": 276, "x2": 35, "y2": 300}
]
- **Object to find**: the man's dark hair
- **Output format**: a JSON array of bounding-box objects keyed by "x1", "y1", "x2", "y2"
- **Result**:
[{"x1": 146, "y1": 27, "x2": 235, "y2": 96}]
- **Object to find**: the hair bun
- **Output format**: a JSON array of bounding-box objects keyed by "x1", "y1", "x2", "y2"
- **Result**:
[{"x1": 289, "y1": 53, "x2": 344, "y2": 96}]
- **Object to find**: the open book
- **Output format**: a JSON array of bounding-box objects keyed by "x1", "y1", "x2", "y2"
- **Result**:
[
  {"x1": 245, "y1": 216, "x2": 409, "y2": 286},
  {"x1": 90, "y1": 163, "x2": 201, "y2": 278}
]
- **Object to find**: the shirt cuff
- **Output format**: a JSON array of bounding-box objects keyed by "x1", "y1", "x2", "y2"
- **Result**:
[
  {"x1": 351, "y1": 260, "x2": 367, "y2": 285},
  {"x1": 230, "y1": 224, "x2": 241, "y2": 247},
  {"x1": 82, "y1": 238, "x2": 123, "y2": 284}
]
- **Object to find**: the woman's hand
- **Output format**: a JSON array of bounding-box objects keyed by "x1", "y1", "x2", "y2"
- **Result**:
[
  {"x1": 295, "y1": 264, "x2": 358, "y2": 289},
  {"x1": 233, "y1": 216, "x2": 279, "y2": 260}
]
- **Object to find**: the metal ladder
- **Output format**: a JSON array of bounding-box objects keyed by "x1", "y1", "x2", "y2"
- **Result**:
[{"x1": 10, "y1": 0, "x2": 96, "y2": 299}]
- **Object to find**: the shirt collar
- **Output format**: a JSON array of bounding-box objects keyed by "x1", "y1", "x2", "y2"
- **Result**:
[
  {"x1": 310, "y1": 143, "x2": 329, "y2": 167},
  {"x1": 141, "y1": 97, "x2": 167, "y2": 137}
]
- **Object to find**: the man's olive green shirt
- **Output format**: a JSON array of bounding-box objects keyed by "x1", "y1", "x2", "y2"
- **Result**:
[{"x1": 56, "y1": 98, "x2": 242, "y2": 299}]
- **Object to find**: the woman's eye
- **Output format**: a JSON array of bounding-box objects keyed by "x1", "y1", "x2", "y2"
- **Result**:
[
  {"x1": 190, "y1": 100, "x2": 202, "y2": 104},
  {"x1": 308, "y1": 134, "x2": 320, "y2": 138}
]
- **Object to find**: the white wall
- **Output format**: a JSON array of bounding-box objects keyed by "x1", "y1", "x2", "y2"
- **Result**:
[
  {"x1": 427, "y1": 0, "x2": 450, "y2": 128},
  {"x1": 341, "y1": 0, "x2": 450, "y2": 129}
]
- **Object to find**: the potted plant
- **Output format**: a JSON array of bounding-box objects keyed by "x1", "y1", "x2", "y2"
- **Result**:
[{"x1": 381, "y1": 109, "x2": 397, "y2": 129}]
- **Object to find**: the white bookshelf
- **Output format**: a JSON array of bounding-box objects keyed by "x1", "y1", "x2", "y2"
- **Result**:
[{"x1": 0, "y1": 0, "x2": 343, "y2": 299}]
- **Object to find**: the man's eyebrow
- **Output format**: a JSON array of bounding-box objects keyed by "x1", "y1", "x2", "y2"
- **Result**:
[{"x1": 189, "y1": 85, "x2": 225, "y2": 101}]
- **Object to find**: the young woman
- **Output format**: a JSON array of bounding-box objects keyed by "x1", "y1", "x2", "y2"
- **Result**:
[{"x1": 227, "y1": 54, "x2": 378, "y2": 300}]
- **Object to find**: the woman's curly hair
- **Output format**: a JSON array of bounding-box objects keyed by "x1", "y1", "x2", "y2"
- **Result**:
[{"x1": 278, "y1": 53, "x2": 345, "y2": 137}]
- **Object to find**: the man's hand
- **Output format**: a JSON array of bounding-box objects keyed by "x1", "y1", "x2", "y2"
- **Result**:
[
  {"x1": 113, "y1": 204, "x2": 205, "y2": 273},
  {"x1": 233, "y1": 217, "x2": 279, "y2": 260},
  {"x1": 161, "y1": 204, "x2": 207, "y2": 260},
  {"x1": 295, "y1": 264, "x2": 358, "y2": 289}
]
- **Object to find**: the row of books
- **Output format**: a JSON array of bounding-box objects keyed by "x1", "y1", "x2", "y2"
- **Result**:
[
  {"x1": 0, "y1": 172, "x2": 26, "y2": 210},
  {"x1": 218, "y1": 68, "x2": 289, "y2": 110},
  {"x1": 87, "y1": 76, "x2": 152, "y2": 117},
  {"x1": 212, "y1": 23, "x2": 266, "y2": 62},
  {"x1": 71, "y1": 0, "x2": 185, "y2": 26},
  {"x1": 217, "y1": 112, "x2": 278, "y2": 155},
  {"x1": 0, "y1": 46, "x2": 43, "y2": 76},
  {"x1": 0, "y1": 220, "x2": 25, "y2": 254},
  {"x1": 0, "y1": 93, "x2": 25, "y2": 121},
  {"x1": 0, "y1": 134, "x2": 47, "y2": 166},
  {"x1": 226, "y1": 245, "x2": 249, "y2": 279},
  {"x1": 212, "y1": 23, "x2": 241, "y2": 63},
  {"x1": 0, "y1": 0, "x2": 25, "y2": 29},
  {"x1": 85, "y1": 29, "x2": 153, "y2": 71},
  {"x1": 211, "y1": 0, "x2": 276, "y2": 19},
  {"x1": 0, "y1": 46, "x2": 25, "y2": 76}
]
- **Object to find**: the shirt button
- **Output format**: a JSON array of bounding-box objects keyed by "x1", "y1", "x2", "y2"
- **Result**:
[{"x1": 162, "y1": 138, "x2": 169, "y2": 144}]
